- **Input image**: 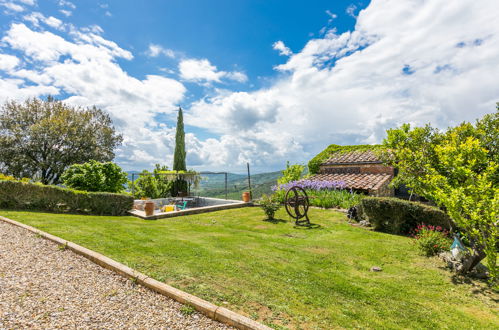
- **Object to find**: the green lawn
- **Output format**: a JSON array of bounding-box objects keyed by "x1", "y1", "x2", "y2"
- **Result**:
[{"x1": 1, "y1": 208, "x2": 497, "y2": 329}]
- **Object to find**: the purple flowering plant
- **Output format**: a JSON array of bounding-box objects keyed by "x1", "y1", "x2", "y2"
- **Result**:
[{"x1": 272, "y1": 179, "x2": 346, "y2": 192}]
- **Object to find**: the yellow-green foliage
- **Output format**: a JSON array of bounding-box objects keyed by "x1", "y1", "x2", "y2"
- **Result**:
[
  {"x1": 382, "y1": 108, "x2": 498, "y2": 281},
  {"x1": 308, "y1": 144, "x2": 384, "y2": 174}
]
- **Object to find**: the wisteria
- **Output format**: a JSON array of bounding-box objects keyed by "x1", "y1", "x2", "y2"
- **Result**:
[{"x1": 272, "y1": 179, "x2": 346, "y2": 192}]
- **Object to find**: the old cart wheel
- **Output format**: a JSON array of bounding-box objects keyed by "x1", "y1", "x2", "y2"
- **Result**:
[{"x1": 284, "y1": 186, "x2": 310, "y2": 226}]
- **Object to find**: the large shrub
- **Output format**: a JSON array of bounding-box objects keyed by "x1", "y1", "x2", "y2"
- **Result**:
[
  {"x1": 361, "y1": 197, "x2": 451, "y2": 234},
  {"x1": 0, "y1": 180, "x2": 132, "y2": 216},
  {"x1": 61, "y1": 160, "x2": 128, "y2": 193}
]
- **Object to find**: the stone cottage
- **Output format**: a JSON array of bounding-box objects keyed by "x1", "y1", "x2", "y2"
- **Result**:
[{"x1": 309, "y1": 150, "x2": 394, "y2": 196}]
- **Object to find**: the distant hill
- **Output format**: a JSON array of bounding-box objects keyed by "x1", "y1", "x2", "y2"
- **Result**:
[
  {"x1": 126, "y1": 170, "x2": 283, "y2": 200},
  {"x1": 195, "y1": 171, "x2": 282, "y2": 200}
]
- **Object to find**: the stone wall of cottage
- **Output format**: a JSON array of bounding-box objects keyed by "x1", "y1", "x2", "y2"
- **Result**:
[{"x1": 369, "y1": 181, "x2": 395, "y2": 197}]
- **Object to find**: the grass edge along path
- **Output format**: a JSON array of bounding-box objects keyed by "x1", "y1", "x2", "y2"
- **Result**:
[{"x1": 1, "y1": 208, "x2": 497, "y2": 329}]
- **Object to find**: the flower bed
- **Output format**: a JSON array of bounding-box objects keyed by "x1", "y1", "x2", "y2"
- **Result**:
[{"x1": 272, "y1": 179, "x2": 364, "y2": 209}]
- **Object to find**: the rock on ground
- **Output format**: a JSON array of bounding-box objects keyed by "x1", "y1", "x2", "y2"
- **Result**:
[{"x1": 0, "y1": 221, "x2": 231, "y2": 329}]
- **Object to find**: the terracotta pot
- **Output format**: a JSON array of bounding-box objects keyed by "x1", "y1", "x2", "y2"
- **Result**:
[
  {"x1": 144, "y1": 201, "x2": 155, "y2": 216},
  {"x1": 242, "y1": 192, "x2": 251, "y2": 203}
]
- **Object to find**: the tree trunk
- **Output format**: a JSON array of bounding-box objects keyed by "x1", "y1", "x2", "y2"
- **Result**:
[{"x1": 457, "y1": 247, "x2": 486, "y2": 274}]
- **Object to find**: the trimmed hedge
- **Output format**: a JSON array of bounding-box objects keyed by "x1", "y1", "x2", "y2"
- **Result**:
[
  {"x1": 360, "y1": 197, "x2": 452, "y2": 234},
  {"x1": 308, "y1": 144, "x2": 384, "y2": 174},
  {"x1": 0, "y1": 180, "x2": 133, "y2": 216}
]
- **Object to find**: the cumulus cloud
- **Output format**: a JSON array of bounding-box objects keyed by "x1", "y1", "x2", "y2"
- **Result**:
[
  {"x1": 272, "y1": 40, "x2": 292, "y2": 56},
  {"x1": 1, "y1": 1, "x2": 24, "y2": 12},
  {"x1": 179, "y1": 58, "x2": 247, "y2": 84},
  {"x1": 0, "y1": 54, "x2": 19, "y2": 71},
  {"x1": 146, "y1": 44, "x2": 175, "y2": 58},
  {"x1": 23, "y1": 12, "x2": 65, "y2": 31},
  {"x1": 185, "y1": 0, "x2": 499, "y2": 170}
]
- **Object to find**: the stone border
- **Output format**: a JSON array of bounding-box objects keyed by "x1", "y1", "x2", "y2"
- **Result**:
[
  {"x1": 130, "y1": 201, "x2": 253, "y2": 220},
  {"x1": 0, "y1": 215, "x2": 271, "y2": 330}
]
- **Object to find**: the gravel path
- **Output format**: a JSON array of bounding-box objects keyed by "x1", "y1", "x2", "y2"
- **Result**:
[{"x1": 0, "y1": 221, "x2": 231, "y2": 329}]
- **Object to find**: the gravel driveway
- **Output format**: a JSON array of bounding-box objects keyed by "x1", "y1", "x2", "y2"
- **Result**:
[{"x1": 0, "y1": 220, "x2": 231, "y2": 329}]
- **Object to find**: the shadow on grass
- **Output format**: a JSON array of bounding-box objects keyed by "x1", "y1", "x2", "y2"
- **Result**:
[
  {"x1": 293, "y1": 223, "x2": 322, "y2": 230},
  {"x1": 263, "y1": 218, "x2": 287, "y2": 224}
]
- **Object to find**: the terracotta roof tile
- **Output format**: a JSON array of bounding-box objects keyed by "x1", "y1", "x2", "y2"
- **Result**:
[
  {"x1": 309, "y1": 173, "x2": 392, "y2": 191},
  {"x1": 323, "y1": 150, "x2": 381, "y2": 165}
]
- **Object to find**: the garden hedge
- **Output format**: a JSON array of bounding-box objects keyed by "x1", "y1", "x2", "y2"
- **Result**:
[
  {"x1": 360, "y1": 197, "x2": 452, "y2": 234},
  {"x1": 0, "y1": 180, "x2": 133, "y2": 216}
]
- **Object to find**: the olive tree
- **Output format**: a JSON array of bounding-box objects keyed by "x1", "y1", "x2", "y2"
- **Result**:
[
  {"x1": 382, "y1": 107, "x2": 498, "y2": 282},
  {"x1": 0, "y1": 97, "x2": 122, "y2": 184}
]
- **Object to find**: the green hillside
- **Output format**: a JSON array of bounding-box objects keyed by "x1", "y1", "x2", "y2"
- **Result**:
[{"x1": 194, "y1": 171, "x2": 282, "y2": 200}]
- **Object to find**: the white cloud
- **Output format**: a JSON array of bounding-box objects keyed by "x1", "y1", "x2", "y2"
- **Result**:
[
  {"x1": 325, "y1": 10, "x2": 337, "y2": 22},
  {"x1": 146, "y1": 44, "x2": 175, "y2": 58},
  {"x1": 185, "y1": 0, "x2": 499, "y2": 170},
  {"x1": 346, "y1": 4, "x2": 357, "y2": 18},
  {"x1": 23, "y1": 12, "x2": 64, "y2": 30},
  {"x1": 58, "y1": 0, "x2": 75, "y2": 9},
  {"x1": 59, "y1": 9, "x2": 72, "y2": 17},
  {"x1": 179, "y1": 58, "x2": 247, "y2": 84},
  {"x1": 272, "y1": 40, "x2": 292, "y2": 56},
  {"x1": 2, "y1": 1, "x2": 24, "y2": 12},
  {"x1": 0, "y1": 54, "x2": 19, "y2": 71},
  {"x1": 44, "y1": 16, "x2": 63, "y2": 29}
]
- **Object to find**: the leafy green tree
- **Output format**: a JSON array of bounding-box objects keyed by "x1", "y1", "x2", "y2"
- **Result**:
[
  {"x1": 172, "y1": 107, "x2": 188, "y2": 196},
  {"x1": 273, "y1": 162, "x2": 305, "y2": 202},
  {"x1": 131, "y1": 170, "x2": 159, "y2": 199},
  {"x1": 382, "y1": 107, "x2": 498, "y2": 281},
  {"x1": 153, "y1": 164, "x2": 173, "y2": 197},
  {"x1": 277, "y1": 161, "x2": 305, "y2": 185},
  {"x1": 0, "y1": 97, "x2": 122, "y2": 184},
  {"x1": 61, "y1": 160, "x2": 128, "y2": 193},
  {"x1": 130, "y1": 164, "x2": 173, "y2": 199}
]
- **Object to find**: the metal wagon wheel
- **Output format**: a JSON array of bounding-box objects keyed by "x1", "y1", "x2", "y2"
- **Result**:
[{"x1": 284, "y1": 186, "x2": 311, "y2": 226}]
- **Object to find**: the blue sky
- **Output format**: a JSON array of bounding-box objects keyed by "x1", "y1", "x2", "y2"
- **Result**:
[{"x1": 0, "y1": 0, "x2": 498, "y2": 173}]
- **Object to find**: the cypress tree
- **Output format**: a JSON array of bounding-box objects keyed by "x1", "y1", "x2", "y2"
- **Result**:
[{"x1": 172, "y1": 107, "x2": 187, "y2": 196}]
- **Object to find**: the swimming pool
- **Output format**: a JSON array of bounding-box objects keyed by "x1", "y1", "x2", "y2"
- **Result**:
[{"x1": 129, "y1": 196, "x2": 252, "y2": 220}]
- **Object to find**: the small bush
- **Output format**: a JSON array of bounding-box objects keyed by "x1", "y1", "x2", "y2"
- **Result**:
[
  {"x1": 0, "y1": 180, "x2": 133, "y2": 215},
  {"x1": 361, "y1": 197, "x2": 452, "y2": 234},
  {"x1": 258, "y1": 194, "x2": 281, "y2": 220},
  {"x1": 412, "y1": 224, "x2": 451, "y2": 256}
]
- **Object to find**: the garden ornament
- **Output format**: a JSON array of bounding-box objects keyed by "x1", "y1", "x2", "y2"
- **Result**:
[
  {"x1": 284, "y1": 186, "x2": 311, "y2": 226},
  {"x1": 450, "y1": 234, "x2": 466, "y2": 259}
]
